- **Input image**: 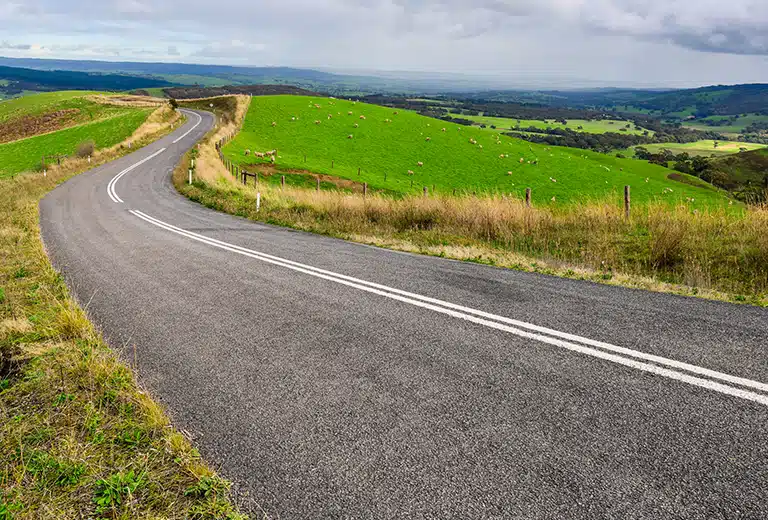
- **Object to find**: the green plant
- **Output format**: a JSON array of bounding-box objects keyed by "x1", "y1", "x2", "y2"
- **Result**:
[{"x1": 93, "y1": 470, "x2": 145, "y2": 513}]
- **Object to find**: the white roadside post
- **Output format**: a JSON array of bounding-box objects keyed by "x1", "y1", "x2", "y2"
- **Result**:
[
  {"x1": 188, "y1": 169, "x2": 192, "y2": 185},
  {"x1": 256, "y1": 192, "x2": 261, "y2": 212},
  {"x1": 88, "y1": 156, "x2": 91, "y2": 164}
]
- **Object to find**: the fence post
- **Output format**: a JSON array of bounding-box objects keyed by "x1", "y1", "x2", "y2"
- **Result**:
[
  {"x1": 256, "y1": 192, "x2": 261, "y2": 212},
  {"x1": 525, "y1": 188, "x2": 532, "y2": 207},
  {"x1": 624, "y1": 185, "x2": 631, "y2": 219},
  {"x1": 363, "y1": 183, "x2": 368, "y2": 197},
  {"x1": 281, "y1": 175, "x2": 285, "y2": 189},
  {"x1": 423, "y1": 186, "x2": 428, "y2": 197},
  {"x1": 358, "y1": 167, "x2": 361, "y2": 176},
  {"x1": 188, "y1": 169, "x2": 192, "y2": 185},
  {"x1": 316, "y1": 177, "x2": 320, "y2": 191}
]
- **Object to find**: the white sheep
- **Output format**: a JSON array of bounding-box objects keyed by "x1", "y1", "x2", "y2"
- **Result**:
[
  {"x1": 354, "y1": 123, "x2": 359, "y2": 128},
  {"x1": 407, "y1": 170, "x2": 414, "y2": 176},
  {"x1": 417, "y1": 161, "x2": 424, "y2": 167},
  {"x1": 315, "y1": 120, "x2": 322, "y2": 125},
  {"x1": 347, "y1": 134, "x2": 353, "y2": 139},
  {"x1": 272, "y1": 121, "x2": 277, "y2": 127},
  {"x1": 244, "y1": 149, "x2": 250, "y2": 156},
  {"x1": 426, "y1": 137, "x2": 431, "y2": 142}
]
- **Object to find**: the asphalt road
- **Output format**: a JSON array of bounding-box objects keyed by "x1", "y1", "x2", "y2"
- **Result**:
[{"x1": 40, "y1": 110, "x2": 768, "y2": 519}]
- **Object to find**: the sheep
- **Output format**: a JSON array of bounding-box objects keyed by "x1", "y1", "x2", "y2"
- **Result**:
[
  {"x1": 360, "y1": 115, "x2": 366, "y2": 120},
  {"x1": 348, "y1": 111, "x2": 353, "y2": 115},
  {"x1": 270, "y1": 156, "x2": 275, "y2": 163},
  {"x1": 354, "y1": 123, "x2": 359, "y2": 128},
  {"x1": 271, "y1": 121, "x2": 277, "y2": 127},
  {"x1": 519, "y1": 158, "x2": 524, "y2": 163},
  {"x1": 255, "y1": 152, "x2": 265, "y2": 158},
  {"x1": 551, "y1": 196, "x2": 556, "y2": 202},
  {"x1": 479, "y1": 145, "x2": 483, "y2": 149},
  {"x1": 441, "y1": 128, "x2": 446, "y2": 132},
  {"x1": 393, "y1": 111, "x2": 398, "y2": 115},
  {"x1": 407, "y1": 170, "x2": 414, "y2": 176},
  {"x1": 291, "y1": 117, "x2": 296, "y2": 121},
  {"x1": 347, "y1": 134, "x2": 354, "y2": 139},
  {"x1": 244, "y1": 149, "x2": 250, "y2": 156},
  {"x1": 426, "y1": 137, "x2": 431, "y2": 142},
  {"x1": 507, "y1": 171, "x2": 513, "y2": 176},
  {"x1": 417, "y1": 161, "x2": 424, "y2": 167},
  {"x1": 550, "y1": 177, "x2": 557, "y2": 183},
  {"x1": 315, "y1": 120, "x2": 322, "y2": 125},
  {"x1": 499, "y1": 154, "x2": 505, "y2": 159}
]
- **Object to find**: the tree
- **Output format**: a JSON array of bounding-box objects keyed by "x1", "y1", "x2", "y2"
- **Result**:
[{"x1": 169, "y1": 98, "x2": 179, "y2": 110}]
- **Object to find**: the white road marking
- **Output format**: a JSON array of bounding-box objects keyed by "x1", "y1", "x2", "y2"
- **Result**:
[
  {"x1": 106, "y1": 148, "x2": 166, "y2": 203},
  {"x1": 173, "y1": 111, "x2": 203, "y2": 144},
  {"x1": 130, "y1": 209, "x2": 768, "y2": 406}
]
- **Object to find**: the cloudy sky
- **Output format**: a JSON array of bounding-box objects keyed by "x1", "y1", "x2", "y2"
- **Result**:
[{"x1": 2, "y1": 0, "x2": 768, "y2": 87}]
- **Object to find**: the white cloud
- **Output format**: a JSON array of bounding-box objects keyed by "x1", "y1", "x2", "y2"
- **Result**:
[{"x1": 0, "y1": 0, "x2": 766, "y2": 86}]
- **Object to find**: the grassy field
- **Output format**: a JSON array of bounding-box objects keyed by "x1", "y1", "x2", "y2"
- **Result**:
[
  {"x1": 0, "y1": 110, "x2": 151, "y2": 177},
  {"x1": 0, "y1": 107, "x2": 246, "y2": 518},
  {"x1": 0, "y1": 91, "x2": 119, "y2": 123},
  {"x1": 460, "y1": 114, "x2": 653, "y2": 136},
  {"x1": 223, "y1": 95, "x2": 728, "y2": 208},
  {"x1": 682, "y1": 114, "x2": 768, "y2": 135},
  {"x1": 639, "y1": 140, "x2": 767, "y2": 157}
]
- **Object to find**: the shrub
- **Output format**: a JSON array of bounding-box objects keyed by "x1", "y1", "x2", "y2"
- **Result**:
[{"x1": 76, "y1": 140, "x2": 95, "y2": 158}]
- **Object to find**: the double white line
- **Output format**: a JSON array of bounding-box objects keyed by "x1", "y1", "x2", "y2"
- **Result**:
[
  {"x1": 130, "y1": 209, "x2": 768, "y2": 407},
  {"x1": 173, "y1": 111, "x2": 203, "y2": 144},
  {"x1": 107, "y1": 148, "x2": 166, "y2": 203}
]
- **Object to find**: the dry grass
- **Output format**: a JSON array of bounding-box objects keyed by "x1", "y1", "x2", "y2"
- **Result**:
[
  {"x1": 178, "y1": 96, "x2": 250, "y2": 184},
  {"x1": 0, "y1": 106, "x2": 249, "y2": 518},
  {"x1": 86, "y1": 94, "x2": 166, "y2": 108},
  {"x1": 170, "y1": 95, "x2": 766, "y2": 306},
  {"x1": 177, "y1": 169, "x2": 768, "y2": 306}
]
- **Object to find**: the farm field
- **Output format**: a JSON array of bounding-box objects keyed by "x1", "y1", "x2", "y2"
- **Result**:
[
  {"x1": 0, "y1": 110, "x2": 150, "y2": 177},
  {"x1": 223, "y1": 95, "x2": 727, "y2": 207},
  {"x1": 458, "y1": 114, "x2": 652, "y2": 136},
  {"x1": 681, "y1": 114, "x2": 768, "y2": 135},
  {"x1": 639, "y1": 140, "x2": 767, "y2": 157},
  {"x1": 0, "y1": 90, "x2": 142, "y2": 144}
]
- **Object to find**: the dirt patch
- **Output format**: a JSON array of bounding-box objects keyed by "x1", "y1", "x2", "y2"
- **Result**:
[{"x1": 0, "y1": 109, "x2": 80, "y2": 144}]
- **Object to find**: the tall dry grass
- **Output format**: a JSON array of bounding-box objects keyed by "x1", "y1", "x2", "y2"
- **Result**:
[{"x1": 178, "y1": 172, "x2": 768, "y2": 304}]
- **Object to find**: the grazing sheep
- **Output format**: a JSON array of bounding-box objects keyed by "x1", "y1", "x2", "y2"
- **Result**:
[
  {"x1": 426, "y1": 137, "x2": 431, "y2": 142},
  {"x1": 417, "y1": 161, "x2": 424, "y2": 167},
  {"x1": 270, "y1": 156, "x2": 275, "y2": 163},
  {"x1": 354, "y1": 123, "x2": 359, "y2": 128},
  {"x1": 244, "y1": 149, "x2": 250, "y2": 156},
  {"x1": 255, "y1": 152, "x2": 265, "y2": 158},
  {"x1": 519, "y1": 158, "x2": 524, "y2": 163},
  {"x1": 551, "y1": 196, "x2": 556, "y2": 202},
  {"x1": 499, "y1": 154, "x2": 505, "y2": 159},
  {"x1": 348, "y1": 111, "x2": 353, "y2": 115},
  {"x1": 291, "y1": 117, "x2": 296, "y2": 121},
  {"x1": 550, "y1": 177, "x2": 557, "y2": 183},
  {"x1": 507, "y1": 171, "x2": 513, "y2": 175},
  {"x1": 360, "y1": 115, "x2": 366, "y2": 120},
  {"x1": 442, "y1": 128, "x2": 446, "y2": 132},
  {"x1": 479, "y1": 145, "x2": 483, "y2": 149},
  {"x1": 315, "y1": 120, "x2": 322, "y2": 125},
  {"x1": 272, "y1": 121, "x2": 277, "y2": 127},
  {"x1": 348, "y1": 134, "x2": 353, "y2": 139},
  {"x1": 394, "y1": 111, "x2": 398, "y2": 115},
  {"x1": 407, "y1": 170, "x2": 414, "y2": 176}
]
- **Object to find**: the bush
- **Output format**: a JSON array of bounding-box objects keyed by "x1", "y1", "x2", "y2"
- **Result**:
[
  {"x1": 76, "y1": 140, "x2": 95, "y2": 158},
  {"x1": 169, "y1": 98, "x2": 179, "y2": 110}
]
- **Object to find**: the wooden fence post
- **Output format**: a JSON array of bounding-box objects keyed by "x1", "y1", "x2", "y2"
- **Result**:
[
  {"x1": 363, "y1": 183, "x2": 368, "y2": 197},
  {"x1": 624, "y1": 185, "x2": 631, "y2": 219},
  {"x1": 525, "y1": 188, "x2": 532, "y2": 207},
  {"x1": 358, "y1": 167, "x2": 361, "y2": 176},
  {"x1": 281, "y1": 175, "x2": 285, "y2": 189},
  {"x1": 316, "y1": 177, "x2": 320, "y2": 191}
]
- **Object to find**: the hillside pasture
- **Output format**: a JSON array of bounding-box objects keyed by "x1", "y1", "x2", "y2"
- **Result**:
[
  {"x1": 640, "y1": 140, "x2": 767, "y2": 157},
  {"x1": 0, "y1": 110, "x2": 150, "y2": 177},
  {"x1": 0, "y1": 91, "x2": 143, "y2": 144},
  {"x1": 681, "y1": 114, "x2": 768, "y2": 135},
  {"x1": 458, "y1": 114, "x2": 653, "y2": 136},
  {"x1": 223, "y1": 95, "x2": 729, "y2": 207}
]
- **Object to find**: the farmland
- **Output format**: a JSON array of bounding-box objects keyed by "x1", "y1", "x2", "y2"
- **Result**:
[
  {"x1": 0, "y1": 91, "x2": 155, "y2": 177},
  {"x1": 459, "y1": 114, "x2": 653, "y2": 136},
  {"x1": 223, "y1": 95, "x2": 728, "y2": 207},
  {"x1": 639, "y1": 140, "x2": 767, "y2": 157},
  {"x1": 681, "y1": 114, "x2": 768, "y2": 135},
  {"x1": 0, "y1": 110, "x2": 150, "y2": 177}
]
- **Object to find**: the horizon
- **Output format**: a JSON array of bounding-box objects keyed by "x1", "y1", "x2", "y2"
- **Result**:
[{"x1": 2, "y1": 0, "x2": 767, "y2": 90}]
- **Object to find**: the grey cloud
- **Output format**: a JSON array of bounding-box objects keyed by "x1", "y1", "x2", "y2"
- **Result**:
[
  {"x1": 168, "y1": 45, "x2": 180, "y2": 56},
  {"x1": 0, "y1": 41, "x2": 31, "y2": 50}
]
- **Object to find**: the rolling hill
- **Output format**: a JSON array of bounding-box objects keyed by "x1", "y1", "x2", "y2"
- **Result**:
[
  {"x1": 223, "y1": 95, "x2": 730, "y2": 207},
  {"x1": 0, "y1": 91, "x2": 153, "y2": 177}
]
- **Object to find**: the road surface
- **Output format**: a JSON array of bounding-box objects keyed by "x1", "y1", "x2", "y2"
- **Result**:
[{"x1": 40, "y1": 110, "x2": 768, "y2": 519}]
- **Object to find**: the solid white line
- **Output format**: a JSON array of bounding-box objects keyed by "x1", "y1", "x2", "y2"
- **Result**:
[
  {"x1": 173, "y1": 111, "x2": 203, "y2": 144},
  {"x1": 129, "y1": 209, "x2": 768, "y2": 406},
  {"x1": 132, "y1": 210, "x2": 768, "y2": 394},
  {"x1": 106, "y1": 148, "x2": 167, "y2": 203}
]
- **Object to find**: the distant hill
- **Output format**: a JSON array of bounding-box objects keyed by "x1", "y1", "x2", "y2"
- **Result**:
[
  {"x1": 0, "y1": 65, "x2": 173, "y2": 98},
  {"x1": 162, "y1": 84, "x2": 322, "y2": 99},
  {"x1": 706, "y1": 148, "x2": 768, "y2": 202}
]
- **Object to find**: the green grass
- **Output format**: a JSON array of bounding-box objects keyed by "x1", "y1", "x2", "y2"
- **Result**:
[
  {"x1": 460, "y1": 114, "x2": 653, "y2": 136},
  {"x1": 0, "y1": 109, "x2": 246, "y2": 519},
  {"x1": 223, "y1": 95, "x2": 729, "y2": 208},
  {"x1": 0, "y1": 91, "x2": 116, "y2": 123},
  {"x1": 640, "y1": 140, "x2": 767, "y2": 157},
  {"x1": 682, "y1": 114, "x2": 768, "y2": 134},
  {"x1": 0, "y1": 110, "x2": 151, "y2": 177},
  {"x1": 143, "y1": 87, "x2": 168, "y2": 98}
]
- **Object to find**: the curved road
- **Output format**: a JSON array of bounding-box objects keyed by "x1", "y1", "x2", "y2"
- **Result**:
[{"x1": 40, "y1": 110, "x2": 768, "y2": 519}]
